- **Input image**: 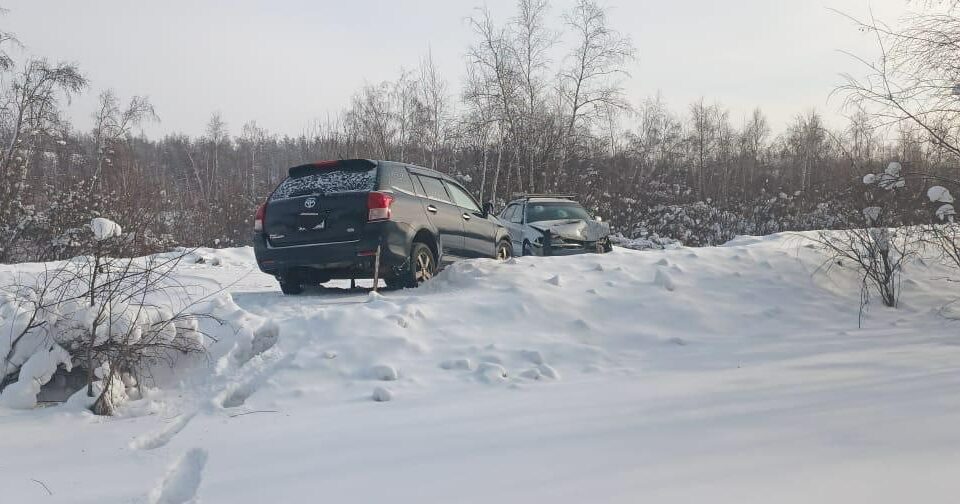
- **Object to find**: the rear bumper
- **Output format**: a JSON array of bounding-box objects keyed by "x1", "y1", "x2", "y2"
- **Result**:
[{"x1": 254, "y1": 223, "x2": 410, "y2": 279}]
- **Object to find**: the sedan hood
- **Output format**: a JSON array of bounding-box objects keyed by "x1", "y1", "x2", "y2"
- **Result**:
[{"x1": 529, "y1": 219, "x2": 610, "y2": 242}]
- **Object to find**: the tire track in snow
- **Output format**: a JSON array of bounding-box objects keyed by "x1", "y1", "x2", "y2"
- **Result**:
[{"x1": 149, "y1": 448, "x2": 208, "y2": 504}]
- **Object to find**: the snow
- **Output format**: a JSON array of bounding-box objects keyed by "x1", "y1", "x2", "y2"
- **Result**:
[
  {"x1": 371, "y1": 386, "x2": 393, "y2": 402},
  {"x1": 148, "y1": 447, "x2": 208, "y2": 504},
  {"x1": 269, "y1": 168, "x2": 376, "y2": 201},
  {"x1": 864, "y1": 163, "x2": 906, "y2": 191},
  {"x1": 928, "y1": 185, "x2": 955, "y2": 204},
  {"x1": 3, "y1": 234, "x2": 960, "y2": 502},
  {"x1": 0, "y1": 344, "x2": 71, "y2": 409},
  {"x1": 936, "y1": 204, "x2": 956, "y2": 221},
  {"x1": 89, "y1": 217, "x2": 122, "y2": 241}
]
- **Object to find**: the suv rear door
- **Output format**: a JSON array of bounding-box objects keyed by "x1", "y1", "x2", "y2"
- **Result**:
[
  {"x1": 264, "y1": 163, "x2": 377, "y2": 247},
  {"x1": 411, "y1": 173, "x2": 464, "y2": 258}
]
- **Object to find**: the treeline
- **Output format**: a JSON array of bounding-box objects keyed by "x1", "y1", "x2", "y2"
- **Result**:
[{"x1": 1, "y1": 0, "x2": 955, "y2": 263}]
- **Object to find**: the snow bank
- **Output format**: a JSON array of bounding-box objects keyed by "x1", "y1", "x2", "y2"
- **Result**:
[{"x1": 4, "y1": 234, "x2": 960, "y2": 502}]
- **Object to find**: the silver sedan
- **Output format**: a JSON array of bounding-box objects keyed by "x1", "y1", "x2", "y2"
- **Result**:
[{"x1": 497, "y1": 197, "x2": 613, "y2": 256}]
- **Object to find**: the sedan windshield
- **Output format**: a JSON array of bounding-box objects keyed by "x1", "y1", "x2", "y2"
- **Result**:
[{"x1": 526, "y1": 203, "x2": 592, "y2": 223}]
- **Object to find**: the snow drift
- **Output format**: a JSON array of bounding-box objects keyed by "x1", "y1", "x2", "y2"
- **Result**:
[{"x1": 2, "y1": 232, "x2": 960, "y2": 503}]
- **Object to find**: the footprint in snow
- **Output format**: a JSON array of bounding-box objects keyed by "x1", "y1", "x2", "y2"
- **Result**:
[
  {"x1": 149, "y1": 448, "x2": 208, "y2": 504},
  {"x1": 218, "y1": 352, "x2": 294, "y2": 409},
  {"x1": 131, "y1": 413, "x2": 196, "y2": 451}
]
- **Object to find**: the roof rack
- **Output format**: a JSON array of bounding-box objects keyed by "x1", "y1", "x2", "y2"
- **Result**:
[{"x1": 510, "y1": 193, "x2": 577, "y2": 200}]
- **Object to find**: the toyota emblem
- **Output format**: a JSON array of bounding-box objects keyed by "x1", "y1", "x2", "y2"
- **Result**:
[{"x1": 304, "y1": 198, "x2": 317, "y2": 209}]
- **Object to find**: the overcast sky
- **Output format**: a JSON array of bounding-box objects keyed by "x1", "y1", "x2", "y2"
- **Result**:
[{"x1": 3, "y1": 0, "x2": 916, "y2": 138}]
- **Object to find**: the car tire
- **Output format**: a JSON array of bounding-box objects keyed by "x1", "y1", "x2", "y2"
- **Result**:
[
  {"x1": 399, "y1": 241, "x2": 437, "y2": 288},
  {"x1": 279, "y1": 274, "x2": 303, "y2": 295},
  {"x1": 496, "y1": 239, "x2": 513, "y2": 260}
]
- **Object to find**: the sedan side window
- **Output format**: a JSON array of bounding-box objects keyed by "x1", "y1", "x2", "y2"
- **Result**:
[
  {"x1": 445, "y1": 182, "x2": 481, "y2": 213},
  {"x1": 511, "y1": 204, "x2": 524, "y2": 224},
  {"x1": 415, "y1": 175, "x2": 452, "y2": 203}
]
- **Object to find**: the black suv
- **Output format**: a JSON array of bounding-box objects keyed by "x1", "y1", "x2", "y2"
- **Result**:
[{"x1": 254, "y1": 159, "x2": 512, "y2": 294}]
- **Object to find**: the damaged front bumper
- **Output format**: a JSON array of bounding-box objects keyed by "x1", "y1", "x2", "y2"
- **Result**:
[{"x1": 533, "y1": 232, "x2": 613, "y2": 256}]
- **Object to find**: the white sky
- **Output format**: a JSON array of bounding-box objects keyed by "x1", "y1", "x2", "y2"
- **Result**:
[{"x1": 3, "y1": 0, "x2": 916, "y2": 137}]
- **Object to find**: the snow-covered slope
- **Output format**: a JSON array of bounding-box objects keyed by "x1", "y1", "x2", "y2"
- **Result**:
[{"x1": 3, "y1": 233, "x2": 960, "y2": 503}]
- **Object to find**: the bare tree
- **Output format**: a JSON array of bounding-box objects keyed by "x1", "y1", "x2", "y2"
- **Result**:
[
  {"x1": 418, "y1": 49, "x2": 451, "y2": 170},
  {"x1": 90, "y1": 90, "x2": 157, "y2": 193},
  {"x1": 0, "y1": 57, "x2": 86, "y2": 262},
  {"x1": 559, "y1": 0, "x2": 634, "y2": 169}
]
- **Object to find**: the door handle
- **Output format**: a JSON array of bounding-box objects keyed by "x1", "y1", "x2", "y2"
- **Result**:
[
  {"x1": 426, "y1": 205, "x2": 438, "y2": 213},
  {"x1": 462, "y1": 213, "x2": 471, "y2": 221}
]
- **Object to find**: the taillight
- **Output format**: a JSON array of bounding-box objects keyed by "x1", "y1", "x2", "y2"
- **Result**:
[
  {"x1": 254, "y1": 203, "x2": 266, "y2": 232},
  {"x1": 367, "y1": 192, "x2": 394, "y2": 221}
]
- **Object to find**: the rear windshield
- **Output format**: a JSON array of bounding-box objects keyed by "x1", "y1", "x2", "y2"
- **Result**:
[
  {"x1": 526, "y1": 203, "x2": 592, "y2": 223},
  {"x1": 270, "y1": 167, "x2": 377, "y2": 201}
]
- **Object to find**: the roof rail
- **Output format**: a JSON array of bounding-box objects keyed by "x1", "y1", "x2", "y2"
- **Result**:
[{"x1": 511, "y1": 193, "x2": 578, "y2": 200}]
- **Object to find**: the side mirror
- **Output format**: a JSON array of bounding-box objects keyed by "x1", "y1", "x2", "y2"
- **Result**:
[
  {"x1": 483, "y1": 201, "x2": 495, "y2": 217},
  {"x1": 595, "y1": 216, "x2": 603, "y2": 223}
]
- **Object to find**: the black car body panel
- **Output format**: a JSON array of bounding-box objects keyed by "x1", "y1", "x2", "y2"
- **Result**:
[{"x1": 254, "y1": 160, "x2": 509, "y2": 285}]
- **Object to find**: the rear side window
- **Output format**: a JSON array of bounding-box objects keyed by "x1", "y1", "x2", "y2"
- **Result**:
[
  {"x1": 270, "y1": 167, "x2": 377, "y2": 202},
  {"x1": 382, "y1": 166, "x2": 416, "y2": 194},
  {"x1": 415, "y1": 175, "x2": 452, "y2": 203},
  {"x1": 500, "y1": 205, "x2": 515, "y2": 221}
]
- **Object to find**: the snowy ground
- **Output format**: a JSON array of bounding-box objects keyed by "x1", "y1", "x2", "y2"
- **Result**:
[{"x1": 3, "y1": 232, "x2": 960, "y2": 503}]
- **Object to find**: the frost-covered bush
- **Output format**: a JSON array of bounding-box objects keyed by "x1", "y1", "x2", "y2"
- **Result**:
[
  {"x1": 593, "y1": 178, "x2": 865, "y2": 247},
  {"x1": 609, "y1": 232, "x2": 681, "y2": 251},
  {"x1": 0, "y1": 218, "x2": 212, "y2": 414},
  {"x1": 813, "y1": 162, "x2": 916, "y2": 314},
  {"x1": 5, "y1": 178, "x2": 180, "y2": 263}
]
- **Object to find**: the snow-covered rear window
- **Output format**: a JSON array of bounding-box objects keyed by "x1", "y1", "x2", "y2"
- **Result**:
[{"x1": 270, "y1": 167, "x2": 377, "y2": 201}]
